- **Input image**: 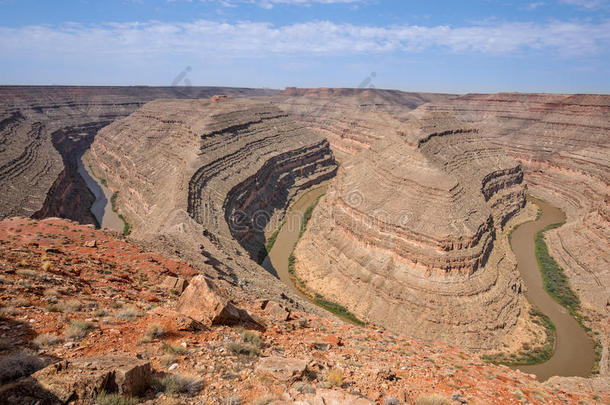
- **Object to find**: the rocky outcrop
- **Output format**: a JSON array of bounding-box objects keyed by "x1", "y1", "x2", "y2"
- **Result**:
[
  {"x1": 0, "y1": 86, "x2": 275, "y2": 223},
  {"x1": 293, "y1": 112, "x2": 529, "y2": 350},
  {"x1": 32, "y1": 354, "x2": 151, "y2": 402},
  {"x1": 86, "y1": 98, "x2": 336, "y2": 264}
]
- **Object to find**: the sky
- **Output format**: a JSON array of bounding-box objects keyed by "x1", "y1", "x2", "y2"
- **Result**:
[{"x1": 1, "y1": 0, "x2": 609, "y2": 93}]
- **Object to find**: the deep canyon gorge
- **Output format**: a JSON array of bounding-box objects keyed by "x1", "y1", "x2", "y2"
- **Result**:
[{"x1": 0, "y1": 86, "x2": 608, "y2": 404}]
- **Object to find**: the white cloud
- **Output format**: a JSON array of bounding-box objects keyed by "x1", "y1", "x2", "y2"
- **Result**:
[
  {"x1": 1, "y1": 19, "x2": 608, "y2": 60},
  {"x1": 527, "y1": 2, "x2": 545, "y2": 10},
  {"x1": 560, "y1": 0, "x2": 609, "y2": 9},
  {"x1": 204, "y1": 0, "x2": 363, "y2": 8}
]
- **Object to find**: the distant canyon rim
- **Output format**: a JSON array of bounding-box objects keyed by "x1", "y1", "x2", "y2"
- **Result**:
[{"x1": 0, "y1": 86, "x2": 608, "y2": 384}]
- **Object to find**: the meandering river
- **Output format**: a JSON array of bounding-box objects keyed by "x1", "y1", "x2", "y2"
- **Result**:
[
  {"x1": 510, "y1": 196, "x2": 595, "y2": 381},
  {"x1": 263, "y1": 188, "x2": 596, "y2": 381},
  {"x1": 77, "y1": 158, "x2": 123, "y2": 232},
  {"x1": 262, "y1": 185, "x2": 327, "y2": 299}
]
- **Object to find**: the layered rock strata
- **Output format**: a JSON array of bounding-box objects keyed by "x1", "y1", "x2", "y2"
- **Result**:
[
  {"x1": 293, "y1": 112, "x2": 528, "y2": 350},
  {"x1": 266, "y1": 88, "x2": 452, "y2": 161},
  {"x1": 86, "y1": 98, "x2": 336, "y2": 263},
  {"x1": 0, "y1": 86, "x2": 274, "y2": 222},
  {"x1": 423, "y1": 94, "x2": 610, "y2": 372}
]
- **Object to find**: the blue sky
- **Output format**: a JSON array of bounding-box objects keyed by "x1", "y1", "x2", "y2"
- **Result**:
[{"x1": 1, "y1": 0, "x2": 609, "y2": 93}]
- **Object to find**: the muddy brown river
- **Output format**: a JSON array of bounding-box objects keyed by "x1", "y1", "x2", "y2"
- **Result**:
[
  {"x1": 264, "y1": 188, "x2": 596, "y2": 381},
  {"x1": 262, "y1": 185, "x2": 327, "y2": 299},
  {"x1": 77, "y1": 158, "x2": 124, "y2": 232},
  {"x1": 510, "y1": 196, "x2": 595, "y2": 381}
]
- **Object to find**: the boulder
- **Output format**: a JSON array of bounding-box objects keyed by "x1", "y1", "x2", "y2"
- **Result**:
[
  {"x1": 176, "y1": 275, "x2": 263, "y2": 328},
  {"x1": 262, "y1": 300, "x2": 291, "y2": 321},
  {"x1": 31, "y1": 354, "x2": 151, "y2": 402},
  {"x1": 255, "y1": 356, "x2": 308, "y2": 382},
  {"x1": 160, "y1": 276, "x2": 188, "y2": 293},
  {"x1": 83, "y1": 240, "x2": 97, "y2": 248}
]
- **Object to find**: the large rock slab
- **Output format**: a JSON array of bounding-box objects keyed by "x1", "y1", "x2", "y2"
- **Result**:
[
  {"x1": 31, "y1": 354, "x2": 151, "y2": 402},
  {"x1": 176, "y1": 275, "x2": 262, "y2": 328}
]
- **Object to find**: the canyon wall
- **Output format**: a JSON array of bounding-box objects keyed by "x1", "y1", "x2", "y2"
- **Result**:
[
  {"x1": 0, "y1": 86, "x2": 275, "y2": 223},
  {"x1": 266, "y1": 88, "x2": 452, "y2": 160},
  {"x1": 293, "y1": 112, "x2": 531, "y2": 350},
  {"x1": 86, "y1": 97, "x2": 336, "y2": 280},
  {"x1": 422, "y1": 94, "x2": 610, "y2": 372}
]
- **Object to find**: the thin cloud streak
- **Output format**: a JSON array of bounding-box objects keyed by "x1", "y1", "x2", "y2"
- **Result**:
[{"x1": 1, "y1": 19, "x2": 609, "y2": 59}]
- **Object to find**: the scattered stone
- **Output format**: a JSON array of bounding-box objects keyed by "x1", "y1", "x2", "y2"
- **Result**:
[
  {"x1": 255, "y1": 356, "x2": 308, "y2": 382},
  {"x1": 84, "y1": 240, "x2": 97, "y2": 248}
]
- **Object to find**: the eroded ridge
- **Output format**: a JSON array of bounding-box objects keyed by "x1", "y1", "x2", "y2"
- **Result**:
[
  {"x1": 87, "y1": 98, "x2": 336, "y2": 262},
  {"x1": 293, "y1": 112, "x2": 529, "y2": 350}
]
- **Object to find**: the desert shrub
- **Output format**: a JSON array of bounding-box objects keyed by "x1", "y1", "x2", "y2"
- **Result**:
[
  {"x1": 58, "y1": 299, "x2": 83, "y2": 313},
  {"x1": 115, "y1": 305, "x2": 143, "y2": 320},
  {"x1": 95, "y1": 391, "x2": 137, "y2": 405},
  {"x1": 94, "y1": 308, "x2": 108, "y2": 317},
  {"x1": 16, "y1": 269, "x2": 38, "y2": 279},
  {"x1": 0, "y1": 352, "x2": 45, "y2": 383},
  {"x1": 2, "y1": 307, "x2": 19, "y2": 315},
  {"x1": 155, "y1": 374, "x2": 203, "y2": 396},
  {"x1": 41, "y1": 261, "x2": 52, "y2": 271},
  {"x1": 415, "y1": 394, "x2": 451, "y2": 405},
  {"x1": 240, "y1": 330, "x2": 261, "y2": 347},
  {"x1": 162, "y1": 342, "x2": 187, "y2": 355},
  {"x1": 33, "y1": 333, "x2": 61, "y2": 348},
  {"x1": 145, "y1": 323, "x2": 166, "y2": 340},
  {"x1": 228, "y1": 341, "x2": 260, "y2": 357},
  {"x1": 64, "y1": 321, "x2": 95, "y2": 340},
  {"x1": 9, "y1": 298, "x2": 30, "y2": 307},
  {"x1": 325, "y1": 368, "x2": 343, "y2": 388}
]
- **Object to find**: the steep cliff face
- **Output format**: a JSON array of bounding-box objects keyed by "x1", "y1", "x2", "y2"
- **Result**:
[
  {"x1": 423, "y1": 94, "x2": 610, "y2": 372},
  {"x1": 293, "y1": 112, "x2": 530, "y2": 350},
  {"x1": 0, "y1": 86, "x2": 276, "y2": 223},
  {"x1": 87, "y1": 98, "x2": 336, "y2": 262}
]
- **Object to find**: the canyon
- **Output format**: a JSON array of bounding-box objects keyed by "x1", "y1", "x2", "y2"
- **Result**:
[{"x1": 0, "y1": 86, "x2": 608, "y2": 403}]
